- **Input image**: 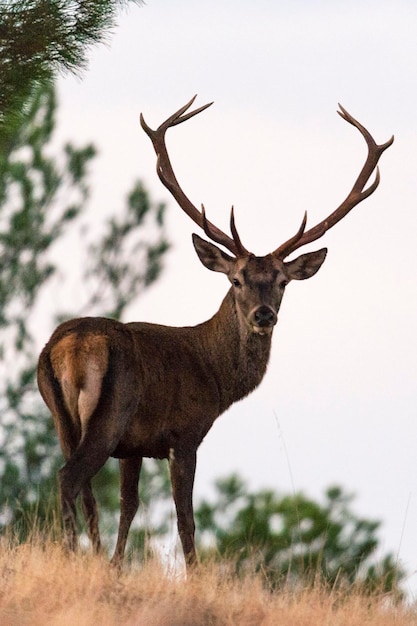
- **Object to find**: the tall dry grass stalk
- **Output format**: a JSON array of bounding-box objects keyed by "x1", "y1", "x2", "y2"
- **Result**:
[{"x1": 0, "y1": 536, "x2": 415, "y2": 626}]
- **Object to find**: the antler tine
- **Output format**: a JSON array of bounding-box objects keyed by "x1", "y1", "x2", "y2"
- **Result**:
[
  {"x1": 336, "y1": 103, "x2": 394, "y2": 192},
  {"x1": 273, "y1": 210, "x2": 309, "y2": 259},
  {"x1": 140, "y1": 95, "x2": 211, "y2": 134},
  {"x1": 201, "y1": 205, "x2": 249, "y2": 257},
  {"x1": 230, "y1": 206, "x2": 250, "y2": 256},
  {"x1": 273, "y1": 105, "x2": 394, "y2": 259},
  {"x1": 140, "y1": 96, "x2": 246, "y2": 257}
]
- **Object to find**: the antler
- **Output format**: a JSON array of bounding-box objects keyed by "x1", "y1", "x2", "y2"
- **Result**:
[
  {"x1": 140, "y1": 95, "x2": 250, "y2": 257},
  {"x1": 273, "y1": 104, "x2": 394, "y2": 259}
]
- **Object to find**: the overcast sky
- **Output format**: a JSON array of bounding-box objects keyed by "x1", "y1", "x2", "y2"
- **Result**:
[{"x1": 49, "y1": 0, "x2": 416, "y2": 593}]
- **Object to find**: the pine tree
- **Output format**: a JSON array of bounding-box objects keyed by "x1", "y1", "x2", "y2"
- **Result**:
[{"x1": 0, "y1": 0, "x2": 143, "y2": 120}]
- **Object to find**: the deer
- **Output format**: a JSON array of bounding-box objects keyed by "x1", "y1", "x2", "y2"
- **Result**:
[{"x1": 37, "y1": 96, "x2": 393, "y2": 570}]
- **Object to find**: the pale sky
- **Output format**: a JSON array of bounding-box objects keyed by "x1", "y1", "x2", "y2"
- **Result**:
[{"x1": 47, "y1": 0, "x2": 416, "y2": 593}]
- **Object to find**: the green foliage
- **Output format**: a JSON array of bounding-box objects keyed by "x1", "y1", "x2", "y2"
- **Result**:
[
  {"x1": 0, "y1": 79, "x2": 169, "y2": 538},
  {"x1": 84, "y1": 180, "x2": 169, "y2": 319},
  {"x1": 0, "y1": 0, "x2": 143, "y2": 124},
  {"x1": 0, "y1": 82, "x2": 93, "y2": 353},
  {"x1": 195, "y1": 476, "x2": 404, "y2": 596}
]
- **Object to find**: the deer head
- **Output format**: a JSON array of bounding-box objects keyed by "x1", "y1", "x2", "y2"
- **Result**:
[
  {"x1": 192, "y1": 233, "x2": 326, "y2": 335},
  {"x1": 140, "y1": 96, "x2": 393, "y2": 336}
]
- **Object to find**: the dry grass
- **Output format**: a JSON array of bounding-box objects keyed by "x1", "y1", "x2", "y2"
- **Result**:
[{"x1": 0, "y1": 538, "x2": 415, "y2": 626}]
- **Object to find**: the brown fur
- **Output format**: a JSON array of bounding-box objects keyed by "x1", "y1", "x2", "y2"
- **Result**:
[{"x1": 37, "y1": 239, "x2": 326, "y2": 568}]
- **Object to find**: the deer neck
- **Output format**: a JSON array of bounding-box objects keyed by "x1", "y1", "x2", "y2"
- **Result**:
[{"x1": 200, "y1": 289, "x2": 273, "y2": 413}]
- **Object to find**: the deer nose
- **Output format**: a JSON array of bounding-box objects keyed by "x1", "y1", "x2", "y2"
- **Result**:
[{"x1": 253, "y1": 306, "x2": 277, "y2": 327}]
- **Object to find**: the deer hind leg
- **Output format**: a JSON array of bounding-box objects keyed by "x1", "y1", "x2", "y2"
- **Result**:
[
  {"x1": 58, "y1": 438, "x2": 114, "y2": 553},
  {"x1": 81, "y1": 481, "x2": 101, "y2": 553},
  {"x1": 58, "y1": 420, "x2": 121, "y2": 553},
  {"x1": 37, "y1": 358, "x2": 83, "y2": 550},
  {"x1": 58, "y1": 447, "x2": 109, "y2": 552},
  {"x1": 77, "y1": 365, "x2": 105, "y2": 553},
  {"x1": 169, "y1": 450, "x2": 198, "y2": 569},
  {"x1": 111, "y1": 456, "x2": 142, "y2": 567},
  {"x1": 50, "y1": 418, "x2": 83, "y2": 552},
  {"x1": 51, "y1": 424, "x2": 83, "y2": 552},
  {"x1": 51, "y1": 350, "x2": 107, "y2": 552},
  {"x1": 58, "y1": 361, "x2": 139, "y2": 553}
]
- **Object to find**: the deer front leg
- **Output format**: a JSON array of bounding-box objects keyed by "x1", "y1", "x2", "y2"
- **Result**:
[
  {"x1": 111, "y1": 456, "x2": 142, "y2": 567},
  {"x1": 169, "y1": 449, "x2": 197, "y2": 569}
]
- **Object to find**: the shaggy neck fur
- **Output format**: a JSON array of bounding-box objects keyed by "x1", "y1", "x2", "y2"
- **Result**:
[{"x1": 198, "y1": 289, "x2": 273, "y2": 414}]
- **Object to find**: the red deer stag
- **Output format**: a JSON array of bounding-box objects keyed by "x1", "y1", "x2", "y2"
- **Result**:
[{"x1": 37, "y1": 97, "x2": 393, "y2": 569}]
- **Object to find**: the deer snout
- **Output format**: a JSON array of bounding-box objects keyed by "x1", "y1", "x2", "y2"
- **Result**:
[{"x1": 251, "y1": 305, "x2": 277, "y2": 333}]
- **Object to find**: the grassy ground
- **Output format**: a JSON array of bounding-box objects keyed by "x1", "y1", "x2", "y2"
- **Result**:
[{"x1": 0, "y1": 538, "x2": 415, "y2": 625}]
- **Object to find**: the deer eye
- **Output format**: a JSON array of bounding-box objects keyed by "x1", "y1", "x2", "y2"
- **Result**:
[
  {"x1": 279, "y1": 279, "x2": 288, "y2": 289},
  {"x1": 232, "y1": 278, "x2": 242, "y2": 288}
]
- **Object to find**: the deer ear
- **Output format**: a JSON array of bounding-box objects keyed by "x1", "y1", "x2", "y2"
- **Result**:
[
  {"x1": 192, "y1": 234, "x2": 234, "y2": 274},
  {"x1": 285, "y1": 248, "x2": 327, "y2": 280}
]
